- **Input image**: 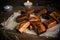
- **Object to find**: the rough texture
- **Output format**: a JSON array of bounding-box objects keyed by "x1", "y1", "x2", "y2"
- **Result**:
[{"x1": 0, "y1": 29, "x2": 49, "y2": 40}]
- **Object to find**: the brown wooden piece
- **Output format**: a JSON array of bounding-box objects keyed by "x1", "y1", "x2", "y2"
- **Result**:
[
  {"x1": 32, "y1": 21, "x2": 46, "y2": 34},
  {"x1": 49, "y1": 11, "x2": 60, "y2": 22},
  {"x1": 35, "y1": 9, "x2": 47, "y2": 18},
  {"x1": 29, "y1": 25, "x2": 33, "y2": 30},
  {"x1": 16, "y1": 21, "x2": 30, "y2": 33},
  {"x1": 43, "y1": 19, "x2": 57, "y2": 29},
  {"x1": 16, "y1": 15, "x2": 28, "y2": 22}
]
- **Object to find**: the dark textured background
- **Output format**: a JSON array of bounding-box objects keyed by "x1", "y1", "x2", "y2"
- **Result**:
[
  {"x1": 0, "y1": 0, "x2": 60, "y2": 23},
  {"x1": 0, "y1": 0, "x2": 60, "y2": 9}
]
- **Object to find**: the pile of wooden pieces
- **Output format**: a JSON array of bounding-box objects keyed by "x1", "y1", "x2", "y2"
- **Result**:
[{"x1": 16, "y1": 8, "x2": 60, "y2": 35}]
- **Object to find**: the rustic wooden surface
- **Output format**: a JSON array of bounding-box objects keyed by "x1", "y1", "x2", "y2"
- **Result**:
[{"x1": 0, "y1": 29, "x2": 49, "y2": 40}]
